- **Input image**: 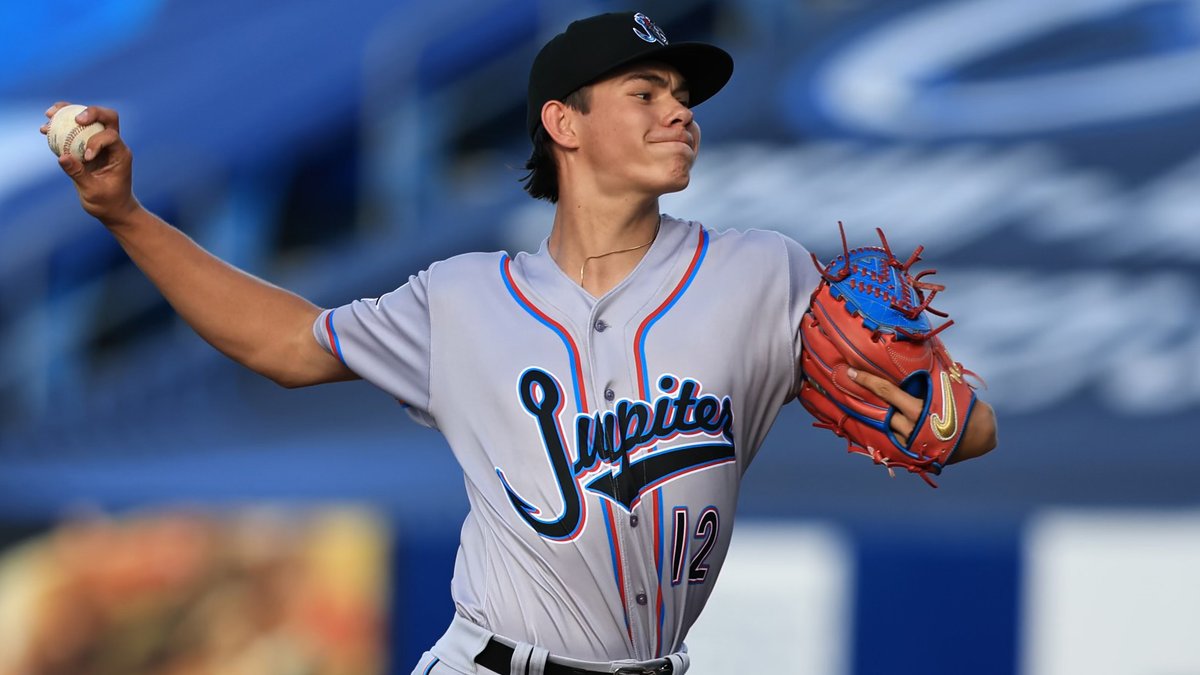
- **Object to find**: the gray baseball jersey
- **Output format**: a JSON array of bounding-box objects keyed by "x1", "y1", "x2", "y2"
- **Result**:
[{"x1": 313, "y1": 214, "x2": 820, "y2": 661}]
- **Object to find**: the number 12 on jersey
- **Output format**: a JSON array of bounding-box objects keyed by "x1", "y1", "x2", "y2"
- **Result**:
[{"x1": 670, "y1": 506, "x2": 720, "y2": 585}]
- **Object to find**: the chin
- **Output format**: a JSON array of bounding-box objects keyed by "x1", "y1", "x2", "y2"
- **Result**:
[
  {"x1": 665, "y1": 168, "x2": 692, "y2": 193},
  {"x1": 661, "y1": 176, "x2": 691, "y2": 195},
  {"x1": 656, "y1": 164, "x2": 693, "y2": 195}
]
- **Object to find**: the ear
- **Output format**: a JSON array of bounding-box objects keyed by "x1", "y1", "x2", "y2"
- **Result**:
[{"x1": 541, "y1": 100, "x2": 580, "y2": 149}]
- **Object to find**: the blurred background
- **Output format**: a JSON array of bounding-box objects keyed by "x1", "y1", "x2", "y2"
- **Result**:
[{"x1": 1, "y1": 0, "x2": 1198, "y2": 673}]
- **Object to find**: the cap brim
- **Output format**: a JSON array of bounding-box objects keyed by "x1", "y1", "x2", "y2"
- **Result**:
[
  {"x1": 586, "y1": 42, "x2": 733, "y2": 108},
  {"x1": 643, "y1": 42, "x2": 734, "y2": 107}
]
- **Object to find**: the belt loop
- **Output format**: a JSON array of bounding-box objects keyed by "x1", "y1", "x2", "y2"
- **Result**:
[
  {"x1": 509, "y1": 642, "x2": 534, "y2": 675},
  {"x1": 526, "y1": 645, "x2": 549, "y2": 675}
]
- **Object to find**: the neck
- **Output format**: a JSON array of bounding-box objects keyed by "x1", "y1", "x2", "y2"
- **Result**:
[{"x1": 548, "y1": 190, "x2": 662, "y2": 297}]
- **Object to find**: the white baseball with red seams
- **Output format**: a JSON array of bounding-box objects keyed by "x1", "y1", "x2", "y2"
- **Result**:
[{"x1": 47, "y1": 104, "x2": 105, "y2": 160}]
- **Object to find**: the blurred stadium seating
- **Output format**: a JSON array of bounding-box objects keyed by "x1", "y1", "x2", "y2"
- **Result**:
[{"x1": 2, "y1": 0, "x2": 1198, "y2": 673}]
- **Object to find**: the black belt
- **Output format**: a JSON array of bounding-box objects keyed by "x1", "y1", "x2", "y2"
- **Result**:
[{"x1": 474, "y1": 638, "x2": 674, "y2": 675}]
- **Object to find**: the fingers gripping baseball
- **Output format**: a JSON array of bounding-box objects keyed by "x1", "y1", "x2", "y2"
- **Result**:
[
  {"x1": 79, "y1": 128, "x2": 124, "y2": 163},
  {"x1": 41, "y1": 101, "x2": 72, "y2": 123},
  {"x1": 42, "y1": 103, "x2": 137, "y2": 222}
]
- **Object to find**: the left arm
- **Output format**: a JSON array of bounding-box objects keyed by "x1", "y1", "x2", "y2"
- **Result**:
[{"x1": 848, "y1": 368, "x2": 998, "y2": 464}]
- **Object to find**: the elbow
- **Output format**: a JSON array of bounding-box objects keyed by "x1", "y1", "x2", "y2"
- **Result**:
[
  {"x1": 271, "y1": 372, "x2": 318, "y2": 389},
  {"x1": 245, "y1": 331, "x2": 335, "y2": 389},
  {"x1": 262, "y1": 355, "x2": 335, "y2": 389},
  {"x1": 238, "y1": 327, "x2": 352, "y2": 390},
  {"x1": 259, "y1": 349, "x2": 352, "y2": 390},
  {"x1": 243, "y1": 350, "x2": 320, "y2": 390}
]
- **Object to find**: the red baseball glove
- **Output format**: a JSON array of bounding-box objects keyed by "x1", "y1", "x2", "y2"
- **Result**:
[{"x1": 798, "y1": 224, "x2": 980, "y2": 487}]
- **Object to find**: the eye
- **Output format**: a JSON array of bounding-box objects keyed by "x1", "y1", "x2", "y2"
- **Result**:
[{"x1": 633, "y1": 92, "x2": 651, "y2": 101}]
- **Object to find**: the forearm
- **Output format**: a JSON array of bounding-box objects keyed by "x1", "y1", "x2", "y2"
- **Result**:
[{"x1": 103, "y1": 204, "x2": 349, "y2": 386}]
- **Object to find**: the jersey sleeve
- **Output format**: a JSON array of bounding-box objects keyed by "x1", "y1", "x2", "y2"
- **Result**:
[
  {"x1": 781, "y1": 234, "x2": 823, "y2": 399},
  {"x1": 312, "y1": 268, "x2": 435, "y2": 422}
]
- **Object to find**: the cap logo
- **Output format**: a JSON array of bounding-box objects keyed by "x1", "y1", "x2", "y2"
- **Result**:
[{"x1": 632, "y1": 12, "x2": 669, "y2": 45}]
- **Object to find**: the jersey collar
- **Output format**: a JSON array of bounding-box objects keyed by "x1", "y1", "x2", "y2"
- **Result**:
[{"x1": 517, "y1": 214, "x2": 694, "y2": 312}]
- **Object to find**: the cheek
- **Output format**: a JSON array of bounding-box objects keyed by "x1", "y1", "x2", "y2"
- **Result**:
[{"x1": 582, "y1": 117, "x2": 638, "y2": 158}]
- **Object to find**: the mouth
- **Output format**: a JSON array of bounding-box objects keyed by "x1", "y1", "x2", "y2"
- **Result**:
[{"x1": 654, "y1": 138, "x2": 695, "y2": 152}]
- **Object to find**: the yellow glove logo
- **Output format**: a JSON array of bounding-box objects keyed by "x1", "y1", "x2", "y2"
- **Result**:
[{"x1": 930, "y1": 371, "x2": 958, "y2": 441}]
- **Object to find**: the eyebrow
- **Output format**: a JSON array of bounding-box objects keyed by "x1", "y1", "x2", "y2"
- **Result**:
[{"x1": 620, "y1": 71, "x2": 690, "y2": 95}]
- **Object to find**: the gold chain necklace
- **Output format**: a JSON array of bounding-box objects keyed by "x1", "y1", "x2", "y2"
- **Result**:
[{"x1": 578, "y1": 221, "x2": 661, "y2": 285}]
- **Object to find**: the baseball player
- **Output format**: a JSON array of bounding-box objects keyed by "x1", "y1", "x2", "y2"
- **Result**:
[{"x1": 44, "y1": 11, "x2": 997, "y2": 675}]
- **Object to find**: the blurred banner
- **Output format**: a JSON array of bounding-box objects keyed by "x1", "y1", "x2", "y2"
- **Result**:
[
  {"x1": 0, "y1": 508, "x2": 388, "y2": 675},
  {"x1": 3, "y1": 511, "x2": 1196, "y2": 675}
]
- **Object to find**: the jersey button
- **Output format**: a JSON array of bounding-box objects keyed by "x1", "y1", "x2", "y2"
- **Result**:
[
  {"x1": 635, "y1": 592, "x2": 648, "y2": 606},
  {"x1": 604, "y1": 388, "x2": 615, "y2": 402},
  {"x1": 594, "y1": 319, "x2": 608, "y2": 332},
  {"x1": 629, "y1": 514, "x2": 639, "y2": 527}
]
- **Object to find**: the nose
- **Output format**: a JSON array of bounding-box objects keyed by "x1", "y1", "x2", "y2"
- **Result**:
[{"x1": 666, "y1": 101, "x2": 694, "y2": 128}]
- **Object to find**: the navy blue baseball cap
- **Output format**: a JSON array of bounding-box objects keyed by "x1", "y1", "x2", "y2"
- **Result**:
[{"x1": 526, "y1": 11, "x2": 734, "y2": 139}]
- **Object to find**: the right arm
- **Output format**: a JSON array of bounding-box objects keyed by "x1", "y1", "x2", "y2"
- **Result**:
[{"x1": 42, "y1": 102, "x2": 355, "y2": 388}]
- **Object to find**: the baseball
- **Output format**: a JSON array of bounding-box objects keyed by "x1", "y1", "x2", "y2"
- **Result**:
[{"x1": 47, "y1": 104, "x2": 105, "y2": 161}]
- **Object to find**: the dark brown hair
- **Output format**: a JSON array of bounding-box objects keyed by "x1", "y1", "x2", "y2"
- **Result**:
[{"x1": 521, "y1": 88, "x2": 592, "y2": 203}]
